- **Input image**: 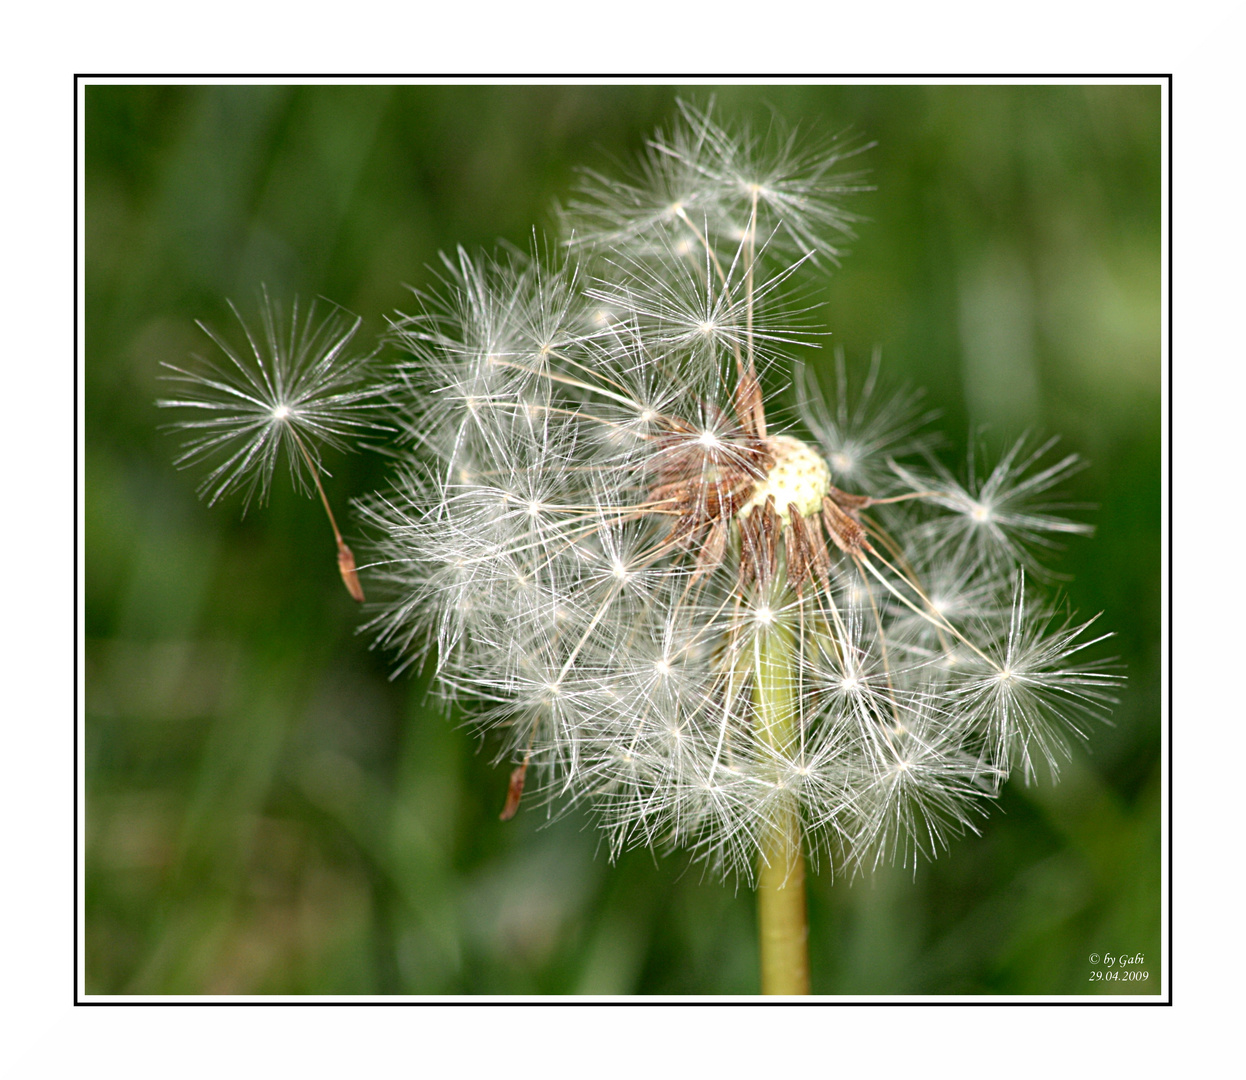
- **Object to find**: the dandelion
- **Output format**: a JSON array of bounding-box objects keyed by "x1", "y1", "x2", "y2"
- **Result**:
[
  {"x1": 354, "y1": 103, "x2": 1119, "y2": 994},
  {"x1": 164, "y1": 101, "x2": 1119, "y2": 995},
  {"x1": 158, "y1": 287, "x2": 390, "y2": 601}
]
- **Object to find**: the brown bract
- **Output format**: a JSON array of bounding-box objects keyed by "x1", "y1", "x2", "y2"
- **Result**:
[{"x1": 645, "y1": 361, "x2": 877, "y2": 594}]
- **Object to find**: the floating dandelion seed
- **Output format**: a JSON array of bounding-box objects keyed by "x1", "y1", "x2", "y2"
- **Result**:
[{"x1": 159, "y1": 287, "x2": 391, "y2": 601}]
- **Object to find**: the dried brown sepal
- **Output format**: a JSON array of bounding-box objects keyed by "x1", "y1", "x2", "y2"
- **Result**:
[
  {"x1": 739, "y1": 499, "x2": 786, "y2": 590},
  {"x1": 337, "y1": 539, "x2": 366, "y2": 603},
  {"x1": 733, "y1": 366, "x2": 767, "y2": 440},
  {"x1": 821, "y1": 495, "x2": 871, "y2": 556},
  {"x1": 652, "y1": 467, "x2": 758, "y2": 551},
  {"x1": 499, "y1": 758, "x2": 530, "y2": 821},
  {"x1": 648, "y1": 419, "x2": 777, "y2": 569},
  {"x1": 694, "y1": 517, "x2": 729, "y2": 581},
  {"x1": 808, "y1": 522, "x2": 833, "y2": 588},
  {"x1": 826, "y1": 484, "x2": 873, "y2": 512},
  {"x1": 738, "y1": 510, "x2": 760, "y2": 591},
  {"x1": 648, "y1": 480, "x2": 689, "y2": 508},
  {"x1": 761, "y1": 498, "x2": 780, "y2": 585},
  {"x1": 784, "y1": 505, "x2": 809, "y2": 592}
]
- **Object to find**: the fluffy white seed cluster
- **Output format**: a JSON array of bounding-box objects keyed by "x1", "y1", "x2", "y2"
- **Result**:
[{"x1": 351, "y1": 103, "x2": 1119, "y2": 879}]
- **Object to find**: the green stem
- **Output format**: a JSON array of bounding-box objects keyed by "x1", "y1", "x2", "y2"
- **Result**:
[{"x1": 754, "y1": 617, "x2": 811, "y2": 995}]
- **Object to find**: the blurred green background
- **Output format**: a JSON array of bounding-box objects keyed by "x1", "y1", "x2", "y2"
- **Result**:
[{"x1": 85, "y1": 83, "x2": 1161, "y2": 995}]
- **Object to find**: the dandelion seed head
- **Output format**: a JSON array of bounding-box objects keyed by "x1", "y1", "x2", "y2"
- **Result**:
[{"x1": 345, "y1": 102, "x2": 1119, "y2": 881}]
